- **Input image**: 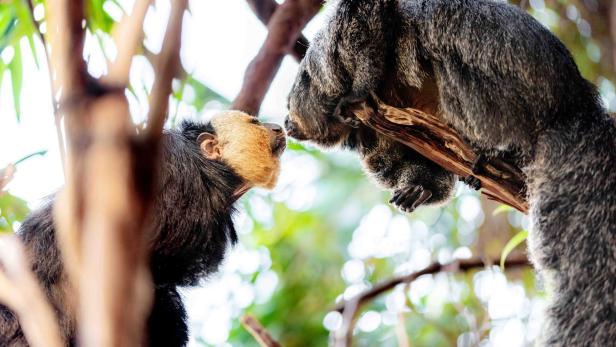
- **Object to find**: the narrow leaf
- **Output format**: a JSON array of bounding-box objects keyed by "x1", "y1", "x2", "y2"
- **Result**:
[
  {"x1": 8, "y1": 43, "x2": 22, "y2": 121},
  {"x1": 500, "y1": 230, "x2": 529, "y2": 270},
  {"x1": 492, "y1": 204, "x2": 514, "y2": 216}
]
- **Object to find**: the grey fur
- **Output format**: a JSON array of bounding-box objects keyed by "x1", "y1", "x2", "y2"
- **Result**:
[{"x1": 286, "y1": 0, "x2": 616, "y2": 345}]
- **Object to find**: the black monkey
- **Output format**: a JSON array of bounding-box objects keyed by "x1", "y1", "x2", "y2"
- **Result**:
[
  {"x1": 286, "y1": 0, "x2": 616, "y2": 345},
  {"x1": 0, "y1": 111, "x2": 286, "y2": 347}
]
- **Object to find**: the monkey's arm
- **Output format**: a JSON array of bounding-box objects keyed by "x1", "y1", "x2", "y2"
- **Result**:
[{"x1": 360, "y1": 137, "x2": 456, "y2": 213}]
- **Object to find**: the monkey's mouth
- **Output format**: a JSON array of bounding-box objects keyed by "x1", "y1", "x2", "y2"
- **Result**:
[
  {"x1": 271, "y1": 134, "x2": 286, "y2": 157},
  {"x1": 284, "y1": 117, "x2": 308, "y2": 141}
]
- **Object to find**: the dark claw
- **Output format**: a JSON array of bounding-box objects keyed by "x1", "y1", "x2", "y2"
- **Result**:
[
  {"x1": 472, "y1": 153, "x2": 488, "y2": 175},
  {"x1": 335, "y1": 113, "x2": 362, "y2": 128},
  {"x1": 390, "y1": 185, "x2": 432, "y2": 213},
  {"x1": 460, "y1": 175, "x2": 482, "y2": 190},
  {"x1": 412, "y1": 189, "x2": 432, "y2": 209}
]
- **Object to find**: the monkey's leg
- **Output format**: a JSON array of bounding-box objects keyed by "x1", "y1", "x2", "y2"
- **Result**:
[{"x1": 147, "y1": 286, "x2": 188, "y2": 347}]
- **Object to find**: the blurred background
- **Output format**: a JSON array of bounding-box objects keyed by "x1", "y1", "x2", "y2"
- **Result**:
[{"x1": 0, "y1": 0, "x2": 614, "y2": 346}]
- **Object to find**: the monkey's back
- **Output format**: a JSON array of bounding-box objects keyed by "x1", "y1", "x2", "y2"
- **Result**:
[{"x1": 399, "y1": 0, "x2": 603, "y2": 153}]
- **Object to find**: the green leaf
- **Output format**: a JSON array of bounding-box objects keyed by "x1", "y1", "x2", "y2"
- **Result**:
[
  {"x1": 8, "y1": 43, "x2": 22, "y2": 121},
  {"x1": 86, "y1": 0, "x2": 116, "y2": 33},
  {"x1": 0, "y1": 15, "x2": 18, "y2": 50},
  {"x1": 14, "y1": 0, "x2": 40, "y2": 68},
  {"x1": 492, "y1": 204, "x2": 513, "y2": 216},
  {"x1": 500, "y1": 230, "x2": 528, "y2": 270},
  {"x1": 0, "y1": 192, "x2": 29, "y2": 233},
  {"x1": 0, "y1": 62, "x2": 5, "y2": 90},
  {"x1": 26, "y1": 33, "x2": 39, "y2": 68},
  {"x1": 185, "y1": 75, "x2": 229, "y2": 111}
]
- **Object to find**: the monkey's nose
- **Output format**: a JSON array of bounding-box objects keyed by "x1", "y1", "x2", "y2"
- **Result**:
[
  {"x1": 284, "y1": 117, "x2": 298, "y2": 133},
  {"x1": 270, "y1": 123, "x2": 283, "y2": 133}
]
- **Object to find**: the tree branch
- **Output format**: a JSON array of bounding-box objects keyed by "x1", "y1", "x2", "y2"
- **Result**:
[
  {"x1": 241, "y1": 315, "x2": 282, "y2": 347},
  {"x1": 43, "y1": 0, "x2": 186, "y2": 345},
  {"x1": 332, "y1": 256, "x2": 531, "y2": 347},
  {"x1": 105, "y1": 0, "x2": 153, "y2": 85},
  {"x1": 44, "y1": 0, "x2": 87, "y2": 99},
  {"x1": 231, "y1": 0, "x2": 322, "y2": 115},
  {"x1": 145, "y1": 0, "x2": 187, "y2": 139},
  {"x1": 244, "y1": 0, "x2": 310, "y2": 62},
  {"x1": 349, "y1": 97, "x2": 528, "y2": 213},
  {"x1": 0, "y1": 236, "x2": 64, "y2": 347}
]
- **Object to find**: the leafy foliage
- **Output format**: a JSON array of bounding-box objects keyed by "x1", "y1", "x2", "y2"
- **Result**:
[{"x1": 0, "y1": 192, "x2": 29, "y2": 233}]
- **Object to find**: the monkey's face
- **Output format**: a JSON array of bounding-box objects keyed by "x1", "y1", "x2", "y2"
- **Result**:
[
  {"x1": 199, "y1": 111, "x2": 286, "y2": 189},
  {"x1": 285, "y1": 62, "x2": 351, "y2": 148}
]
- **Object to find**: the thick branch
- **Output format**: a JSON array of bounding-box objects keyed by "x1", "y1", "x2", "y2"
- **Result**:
[
  {"x1": 44, "y1": 0, "x2": 87, "y2": 98},
  {"x1": 241, "y1": 315, "x2": 282, "y2": 347},
  {"x1": 244, "y1": 0, "x2": 310, "y2": 61},
  {"x1": 232, "y1": 0, "x2": 322, "y2": 115},
  {"x1": 350, "y1": 97, "x2": 528, "y2": 213},
  {"x1": 332, "y1": 256, "x2": 530, "y2": 347}
]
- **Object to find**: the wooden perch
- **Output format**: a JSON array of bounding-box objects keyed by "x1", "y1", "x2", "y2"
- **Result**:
[{"x1": 349, "y1": 97, "x2": 529, "y2": 213}]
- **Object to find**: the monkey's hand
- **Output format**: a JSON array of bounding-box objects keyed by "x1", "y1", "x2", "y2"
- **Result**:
[
  {"x1": 389, "y1": 185, "x2": 433, "y2": 213},
  {"x1": 333, "y1": 94, "x2": 367, "y2": 128}
]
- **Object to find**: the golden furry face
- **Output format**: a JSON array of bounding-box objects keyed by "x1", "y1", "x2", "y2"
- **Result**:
[{"x1": 199, "y1": 111, "x2": 286, "y2": 189}]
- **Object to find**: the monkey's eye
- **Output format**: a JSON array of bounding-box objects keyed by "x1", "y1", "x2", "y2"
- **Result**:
[{"x1": 250, "y1": 118, "x2": 260, "y2": 125}]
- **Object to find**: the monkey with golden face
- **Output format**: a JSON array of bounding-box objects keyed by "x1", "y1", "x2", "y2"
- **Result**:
[{"x1": 0, "y1": 111, "x2": 286, "y2": 347}]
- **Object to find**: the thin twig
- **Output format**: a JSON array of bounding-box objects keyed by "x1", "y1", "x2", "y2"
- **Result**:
[
  {"x1": 231, "y1": 0, "x2": 322, "y2": 115},
  {"x1": 332, "y1": 256, "x2": 530, "y2": 347},
  {"x1": 0, "y1": 236, "x2": 64, "y2": 347},
  {"x1": 394, "y1": 313, "x2": 410, "y2": 347},
  {"x1": 241, "y1": 315, "x2": 282, "y2": 347},
  {"x1": 105, "y1": 0, "x2": 152, "y2": 85},
  {"x1": 145, "y1": 0, "x2": 187, "y2": 139},
  {"x1": 26, "y1": 0, "x2": 67, "y2": 175}
]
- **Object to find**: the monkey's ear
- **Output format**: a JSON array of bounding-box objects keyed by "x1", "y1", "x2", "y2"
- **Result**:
[{"x1": 198, "y1": 132, "x2": 222, "y2": 160}]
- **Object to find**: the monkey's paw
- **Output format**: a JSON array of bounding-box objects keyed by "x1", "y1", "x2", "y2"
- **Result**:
[
  {"x1": 333, "y1": 94, "x2": 366, "y2": 128},
  {"x1": 389, "y1": 185, "x2": 432, "y2": 213},
  {"x1": 459, "y1": 175, "x2": 481, "y2": 190}
]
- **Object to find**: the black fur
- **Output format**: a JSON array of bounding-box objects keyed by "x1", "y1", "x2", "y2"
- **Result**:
[
  {"x1": 0, "y1": 120, "x2": 243, "y2": 347},
  {"x1": 286, "y1": 0, "x2": 616, "y2": 344}
]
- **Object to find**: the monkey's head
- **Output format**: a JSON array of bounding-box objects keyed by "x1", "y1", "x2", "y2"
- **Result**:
[
  {"x1": 196, "y1": 110, "x2": 286, "y2": 191},
  {"x1": 285, "y1": 55, "x2": 352, "y2": 148},
  {"x1": 150, "y1": 111, "x2": 285, "y2": 285}
]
